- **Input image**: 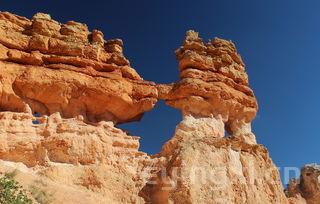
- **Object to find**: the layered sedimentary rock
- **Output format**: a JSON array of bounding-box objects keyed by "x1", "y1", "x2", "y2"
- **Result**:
[
  {"x1": 287, "y1": 164, "x2": 320, "y2": 204},
  {"x1": 158, "y1": 30, "x2": 258, "y2": 121},
  {"x1": 0, "y1": 12, "x2": 157, "y2": 124},
  {"x1": 138, "y1": 31, "x2": 287, "y2": 203},
  {"x1": 0, "y1": 111, "x2": 163, "y2": 203},
  {"x1": 0, "y1": 12, "x2": 297, "y2": 204},
  {"x1": 140, "y1": 115, "x2": 288, "y2": 204},
  {"x1": 158, "y1": 30, "x2": 258, "y2": 144}
]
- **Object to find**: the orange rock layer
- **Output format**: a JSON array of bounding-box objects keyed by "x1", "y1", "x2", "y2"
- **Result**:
[
  {"x1": 159, "y1": 30, "x2": 258, "y2": 124},
  {"x1": 0, "y1": 12, "x2": 157, "y2": 124}
]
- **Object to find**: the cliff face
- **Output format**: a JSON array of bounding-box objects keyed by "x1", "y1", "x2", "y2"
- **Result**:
[
  {"x1": 0, "y1": 12, "x2": 305, "y2": 204},
  {"x1": 140, "y1": 115, "x2": 287, "y2": 204},
  {"x1": 0, "y1": 111, "x2": 158, "y2": 203},
  {"x1": 0, "y1": 12, "x2": 157, "y2": 124}
]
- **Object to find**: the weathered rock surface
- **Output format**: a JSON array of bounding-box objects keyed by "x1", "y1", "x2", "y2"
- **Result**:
[
  {"x1": 0, "y1": 12, "x2": 157, "y2": 124},
  {"x1": 158, "y1": 30, "x2": 258, "y2": 144},
  {"x1": 158, "y1": 30, "x2": 258, "y2": 123},
  {"x1": 140, "y1": 115, "x2": 288, "y2": 204},
  {"x1": 0, "y1": 111, "x2": 164, "y2": 204},
  {"x1": 0, "y1": 12, "x2": 296, "y2": 204},
  {"x1": 287, "y1": 164, "x2": 320, "y2": 204}
]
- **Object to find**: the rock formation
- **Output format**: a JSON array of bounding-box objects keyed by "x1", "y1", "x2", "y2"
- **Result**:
[
  {"x1": 145, "y1": 31, "x2": 286, "y2": 203},
  {"x1": 0, "y1": 11, "x2": 313, "y2": 204},
  {"x1": 287, "y1": 164, "x2": 320, "y2": 204},
  {"x1": 0, "y1": 111, "x2": 160, "y2": 203},
  {"x1": 0, "y1": 12, "x2": 157, "y2": 124},
  {"x1": 158, "y1": 30, "x2": 258, "y2": 144}
]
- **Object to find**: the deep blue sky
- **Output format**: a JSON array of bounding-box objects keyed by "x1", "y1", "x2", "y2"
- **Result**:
[{"x1": 2, "y1": 0, "x2": 320, "y2": 184}]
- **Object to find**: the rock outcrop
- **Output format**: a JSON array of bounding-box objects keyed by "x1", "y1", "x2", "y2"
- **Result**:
[
  {"x1": 287, "y1": 164, "x2": 320, "y2": 204},
  {"x1": 0, "y1": 111, "x2": 162, "y2": 203},
  {"x1": 158, "y1": 30, "x2": 258, "y2": 144},
  {"x1": 0, "y1": 12, "x2": 299, "y2": 204},
  {"x1": 140, "y1": 115, "x2": 288, "y2": 204},
  {"x1": 136, "y1": 31, "x2": 286, "y2": 204},
  {"x1": 0, "y1": 12, "x2": 157, "y2": 124}
]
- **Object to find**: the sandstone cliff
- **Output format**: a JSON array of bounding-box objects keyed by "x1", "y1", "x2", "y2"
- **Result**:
[
  {"x1": 0, "y1": 11, "x2": 310, "y2": 204},
  {"x1": 0, "y1": 12, "x2": 157, "y2": 124}
]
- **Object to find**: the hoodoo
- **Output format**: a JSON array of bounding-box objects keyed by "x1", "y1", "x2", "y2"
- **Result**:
[
  {"x1": 158, "y1": 30, "x2": 258, "y2": 144},
  {"x1": 146, "y1": 31, "x2": 287, "y2": 204}
]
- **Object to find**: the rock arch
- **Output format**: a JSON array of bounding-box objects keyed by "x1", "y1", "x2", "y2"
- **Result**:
[{"x1": 0, "y1": 12, "x2": 290, "y2": 204}]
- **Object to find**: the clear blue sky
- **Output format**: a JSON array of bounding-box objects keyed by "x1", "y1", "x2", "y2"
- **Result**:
[{"x1": 2, "y1": 0, "x2": 320, "y2": 184}]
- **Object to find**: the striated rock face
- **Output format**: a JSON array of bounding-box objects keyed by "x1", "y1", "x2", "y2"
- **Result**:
[
  {"x1": 0, "y1": 111, "x2": 162, "y2": 203},
  {"x1": 0, "y1": 12, "x2": 292, "y2": 204},
  {"x1": 158, "y1": 30, "x2": 258, "y2": 144},
  {"x1": 140, "y1": 115, "x2": 288, "y2": 204},
  {"x1": 142, "y1": 31, "x2": 285, "y2": 203},
  {"x1": 0, "y1": 111, "x2": 146, "y2": 167},
  {"x1": 287, "y1": 164, "x2": 320, "y2": 204},
  {"x1": 158, "y1": 31, "x2": 257, "y2": 122},
  {"x1": 0, "y1": 12, "x2": 157, "y2": 124}
]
